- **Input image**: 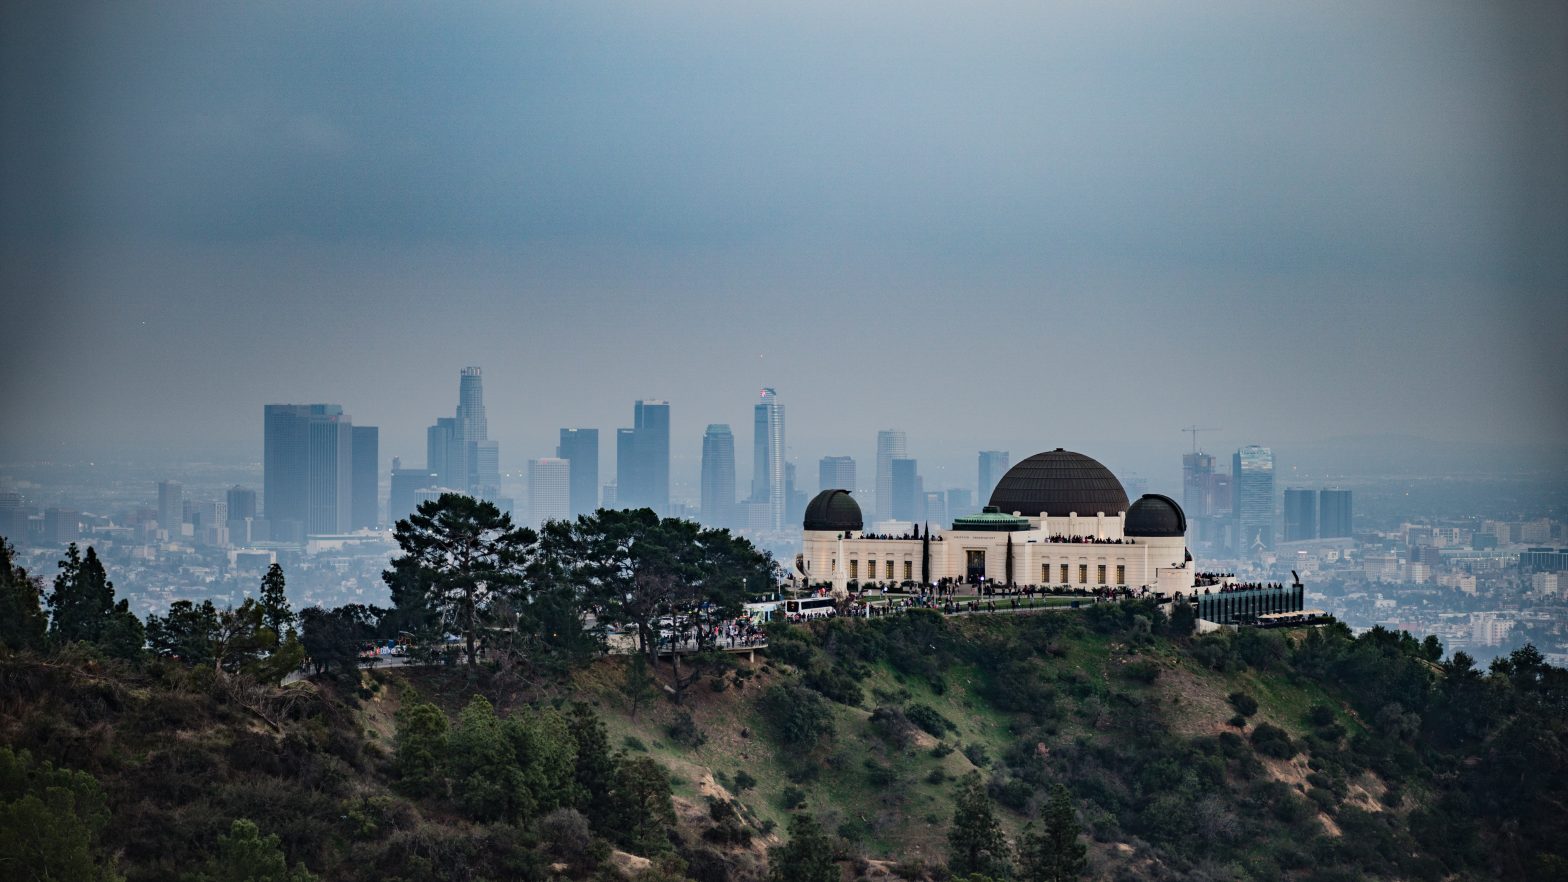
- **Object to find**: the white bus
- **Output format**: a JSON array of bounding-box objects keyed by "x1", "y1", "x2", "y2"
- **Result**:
[{"x1": 782, "y1": 596, "x2": 837, "y2": 620}]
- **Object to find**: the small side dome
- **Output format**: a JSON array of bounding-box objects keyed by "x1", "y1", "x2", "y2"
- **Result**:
[
  {"x1": 804, "y1": 489, "x2": 862, "y2": 532},
  {"x1": 1125, "y1": 494, "x2": 1187, "y2": 538}
]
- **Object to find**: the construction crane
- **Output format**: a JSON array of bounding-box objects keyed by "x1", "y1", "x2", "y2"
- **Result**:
[{"x1": 1182, "y1": 425, "x2": 1221, "y2": 453}]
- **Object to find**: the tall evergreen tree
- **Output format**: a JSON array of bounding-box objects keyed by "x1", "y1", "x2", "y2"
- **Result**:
[
  {"x1": 948, "y1": 773, "x2": 1012, "y2": 879},
  {"x1": 258, "y1": 564, "x2": 294, "y2": 640},
  {"x1": 1019, "y1": 785, "x2": 1088, "y2": 882},
  {"x1": 48, "y1": 544, "x2": 114, "y2": 645},
  {"x1": 393, "y1": 700, "x2": 449, "y2": 798},
  {"x1": 0, "y1": 537, "x2": 47, "y2": 651},
  {"x1": 384, "y1": 494, "x2": 535, "y2": 673},
  {"x1": 447, "y1": 695, "x2": 529, "y2": 822},
  {"x1": 188, "y1": 819, "x2": 316, "y2": 882},
  {"x1": 566, "y1": 702, "x2": 618, "y2": 833},
  {"x1": 611, "y1": 754, "x2": 677, "y2": 855},
  {"x1": 767, "y1": 812, "x2": 837, "y2": 882},
  {"x1": 0, "y1": 747, "x2": 121, "y2": 882}
]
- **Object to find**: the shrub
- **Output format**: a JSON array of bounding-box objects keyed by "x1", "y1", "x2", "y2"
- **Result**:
[
  {"x1": 870, "y1": 706, "x2": 917, "y2": 749},
  {"x1": 1306, "y1": 704, "x2": 1337, "y2": 727},
  {"x1": 666, "y1": 713, "x2": 706, "y2": 749},
  {"x1": 905, "y1": 703, "x2": 956, "y2": 738},
  {"x1": 779, "y1": 785, "x2": 807, "y2": 810},
  {"x1": 1250, "y1": 723, "x2": 1297, "y2": 759},
  {"x1": 760, "y1": 682, "x2": 835, "y2": 746},
  {"x1": 538, "y1": 807, "x2": 598, "y2": 869},
  {"x1": 1228, "y1": 714, "x2": 1248, "y2": 729},
  {"x1": 804, "y1": 663, "x2": 863, "y2": 707},
  {"x1": 622, "y1": 735, "x2": 648, "y2": 752},
  {"x1": 732, "y1": 770, "x2": 757, "y2": 794},
  {"x1": 961, "y1": 742, "x2": 991, "y2": 768},
  {"x1": 1228, "y1": 691, "x2": 1259, "y2": 717},
  {"x1": 1122, "y1": 659, "x2": 1162, "y2": 684}
]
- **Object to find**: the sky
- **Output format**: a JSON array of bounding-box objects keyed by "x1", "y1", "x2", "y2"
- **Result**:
[{"x1": 2, "y1": 1, "x2": 1565, "y2": 494}]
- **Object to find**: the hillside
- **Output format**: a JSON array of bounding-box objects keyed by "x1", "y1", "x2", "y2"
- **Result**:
[{"x1": 3, "y1": 601, "x2": 1566, "y2": 881}]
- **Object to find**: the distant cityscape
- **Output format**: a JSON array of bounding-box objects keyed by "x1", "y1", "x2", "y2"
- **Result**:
[{"x1": 1, "y1": 365, "x2": 1565, "y2": 667}]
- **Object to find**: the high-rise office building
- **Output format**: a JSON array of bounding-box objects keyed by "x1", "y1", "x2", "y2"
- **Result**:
[
  {"x1": 425, "y1": 367, "x2": 499, "y2": 501},
  {"x1": 351, "y1": 425, "x2": 379, "y2": 529},
  {"x1": 557, "y1": 429, "x2": 599, "y2": 519},
  {"x1": 1283, "y1": 488, "x2": 1317, "y2": 542},
  {"x1": 819, "y1": 456, "x2": 856, "y2": 493},
  {"x1": 978, "y1": 451, "x2": 1009, "y2": 505},
  {"x1": 1182, "y1": 452, "x2": 1216, "y2": 519},
  {"x1": 1232, "y1": 445, "x2": 1275, "y2": 551},
  {"x1": 44, "y1": 508, "x2": 80, "y2": 544},
  {"x1": 617, "y1": 400, "x2": 671, "y2": 513},
  {"x1": 890, "y1": 457, "x2": 920, "y2": 522},
  {"x1": 946, "y1": 488, "x2": 973, "y2": 518},
  {"x1": 225, "y1": 486, "x2": 257, "y2": 522},
  {"x1": 265, "y1": 404, "x2": 363, "y2": 539},
  {"x1": 700, "y1": 424, "x2": 736, "y2": 528},
  {"x1": 389, "y1": 457, "x2": 438, "y2": 525},
  {"x1": 0, "y1": 491, "x2": 25, "y2": 543},
  {"x1": 157, "y1": 480, "x2": 184, "y2": 533},
  {"x1": 1319, "y1": 489, "x2": 1353, "y2": 539},
  {"x1": 749, "y1": 388, "x2": 786, "y2": 530},
  {"x1": 924, "y1": 491, "x2": 948, "y2": 526},
  {"x1": 875, "y1": 430, "x2": 908, "y2": 520},
  {"x1": 527, "y1": 458, "x2": 571, "y2": 526}
]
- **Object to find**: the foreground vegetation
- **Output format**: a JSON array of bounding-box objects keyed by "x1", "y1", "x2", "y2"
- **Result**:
[{"x1": 3, "y1": 501, "x2": 1568, "y2": 880}]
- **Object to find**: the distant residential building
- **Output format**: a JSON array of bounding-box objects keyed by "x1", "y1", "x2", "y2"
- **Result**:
[
  {"x1": 700, "y1": 424, "x2": 736, "y2": 528},
  {"x1": 819, "y1": 456, "x2": 856, "y2": 495},
  {"x1": 157, "y1": 480, "x2": 183, "y2": 533},
  {"x1": 527, "y1": 458, "x2": 571, "y2": 526},
  {"x1": 1232, "y1": 445, "x2": 1275, "y2": 551},
  {"x1": 1318, "y1": 489, "x2": 1353, "y2": 539},
  {"x1": 875, "y1": 430, "x2": 907, "y2": 520},
  {"x1": 1471, "y1": 614, "x2": 1513, "y2": 647},
  {"x1": 557, "y1": 429, "x2": 599, "y2": 519},
  {"x1": 978, "y1": 451, "x2": 1009, "y2": 506},
  {"x1": 1283, "y1": 489, "x2": 1318, "y2": 542},
  {"x1": 1530, "y1": 571, "x2": 1564, "y2": 596}
]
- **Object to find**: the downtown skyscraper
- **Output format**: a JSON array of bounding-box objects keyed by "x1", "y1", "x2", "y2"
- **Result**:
[
  {"x1": 701, "y1": 424, "x2": 736, "y2": 528},
  {"x1": 978, "y1": 450, "x2": 1009, "y2": 505},
  {"x1": 875, "y1": 429, "x2": 907, "y2": 521},
  {"x1": 750, "y1": 388, "x2": 785, "y2": 531},
  {"x1": 818, "y1": 456, "x2": 856, "y2": 494},
  {"x1": 527, "y1": 458, "x2": 571, "y2": 527},
  {"x1": 426, "y1": 367, "x2": 500, "y2": 501},
  {"x1": 1233, "y1": 444, "x2": 1276, "y2": 551},
  {"x1": 264, "y1": 404, "x2": 375, "y2": 540},
  {"x1": 617, "y1": 400, "x2": 670, "y2": 514},
  {"x1": 556, "y1": 429, "x2": 599, "y2": 519}
]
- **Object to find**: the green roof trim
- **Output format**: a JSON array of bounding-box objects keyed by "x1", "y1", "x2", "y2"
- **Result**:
[{"x1": 950, "y1": 511, "x2": 1032, "y2": 532}]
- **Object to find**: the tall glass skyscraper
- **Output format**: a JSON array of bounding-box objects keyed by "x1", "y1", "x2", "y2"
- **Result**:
[
  {"x1": 890, "y1": 457, "x2": 920, "y2": 522},
  {"x1": 751, "y1": 388, "x2": 785, "y2": 530},
  {"x1": 1283, "y1": 488, "x2": 1317, "y2": 542},
  {"x1": 1182, "y1": 451, "x2": 1216, "y2": 518},
  {"x1": 157, "y1": 480, "x2": 183, "y2": 533},
  {"x1": 978, "y1": 450, "x2": 1010, "y2": 505},
  {"x1": 701, "y1": 424, "x2": 736, "y2": 528},
  {"x1": 875, "y1": 429, "x2": 907, "y2": 520},
  {"x1": 818, "y1": 456, "x2": 856, "y2": 494},
  {"x1": 265, "y1": 404, "x2": 368, "y2": 540},
  {"x1": 425, "y1": 367, "x2": 499, "y2": 500},
  {"x1": 557, "y1": 429, "x2": 599, "y2": 519},
  {"x1": 617, "y1": 400, "x2": 670, "y2": 514},
  {"x1": 527, "y1": 457, "x2": 571, "y2": 527},
  {"x1": 1232, "y1": 445, "x2": 1275, "y2": 551},
  {"x1": 350, "y1": 425, "x2": 378, "y2": 529},
  {"x1": 1319, "y1": 489, "x2": 1353, "y2": 539}
]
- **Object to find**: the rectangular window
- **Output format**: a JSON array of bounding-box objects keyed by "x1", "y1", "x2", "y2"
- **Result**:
[
  {"x1": 1078, "y1": 564, "x2": 1088, "y2": 584},
  {"x1": 1042, "y1": 564, "x2": 1049, "y2": 582},
  {"x1": 904, "y1": 560, "x2": 913, "y2": 581},
  {"x1": 1097, "y1": 564, "x2": 1107, "y2": 585},
  {"x1": 849, "y1": 560, "x2": 858, "y2": 579},
  {"x1": 1059, "y1": 563, "x2": 1069, "y2": 584},
  {"x1": 1116, "y1": 564, "x2": 1126, "y2": 585},
  {"x1": 886, "y1": 560, "x2": 895, "y2": 580}
]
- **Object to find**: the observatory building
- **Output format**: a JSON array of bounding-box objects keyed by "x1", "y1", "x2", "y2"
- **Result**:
[{"x1": 799, "y1": 448, "x2": 1194, "y2": 596}]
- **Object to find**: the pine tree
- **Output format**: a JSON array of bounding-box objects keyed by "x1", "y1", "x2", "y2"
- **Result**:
[
  {"x1": 1019, "y1": 784, "x2": 1087, "y2": 882},
  {"x1": 393, "y1": 700, "x2": 449, "y2": 798},
  {"x1": 259, "y1": 564, "x2": 294, "y2": 641},
  {"x1": 48, "y1": 544, "x2": 115, "y2": 645},
  {"x1": 767, "y1": 813, "x2": 837, "y2": 882},
  {"x1": 190, "y1": 819, "x2": 316, "y2": 882},
  {"x1": 611, "y1": 754, "x2": 677, "y2": 854},
  {"x1": 447, "y1": 695, "x2": 529, "y2": 822},
  {"x1": 948, "y1": 773, "x2": 1012, "y2": 879},
  {"x1": 0, "y1": 538, "x2": 47, "y2": 651},
  {"x1": 566, "y1": 703, "x2": 619, "y2": 833}
]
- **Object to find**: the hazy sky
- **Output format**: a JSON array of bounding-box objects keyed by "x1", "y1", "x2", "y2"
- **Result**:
[{"x1": 2, "y1": 1, "x2": 1565, "y2": 491}]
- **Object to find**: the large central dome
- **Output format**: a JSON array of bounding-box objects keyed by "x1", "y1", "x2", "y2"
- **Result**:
[{"x1": 987, "y1": 448, "x2": 1129, "y2": 517}]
